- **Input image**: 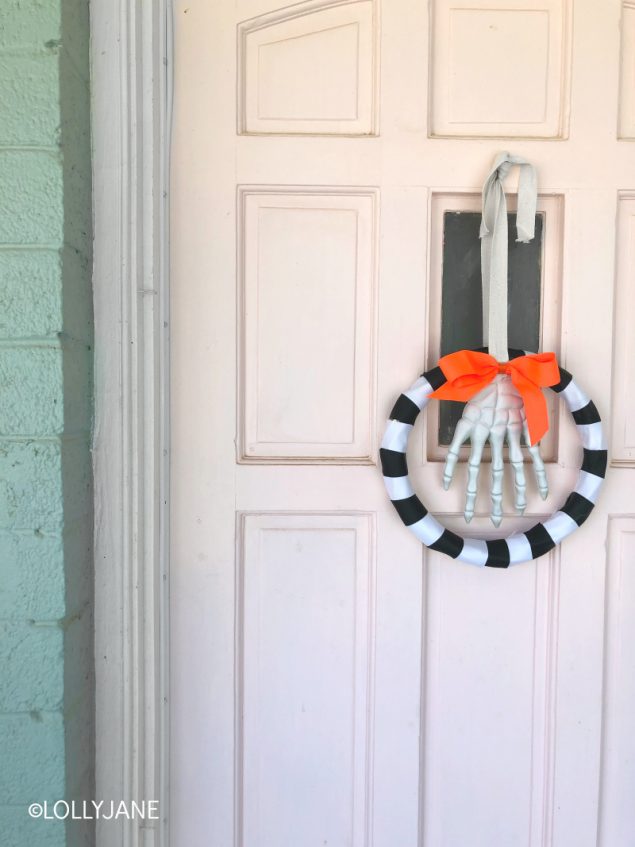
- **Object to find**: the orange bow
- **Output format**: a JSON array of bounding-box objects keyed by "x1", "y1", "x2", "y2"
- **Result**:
[{"x1": 430, "y1": 349, "x2": 560, "y2": 445}]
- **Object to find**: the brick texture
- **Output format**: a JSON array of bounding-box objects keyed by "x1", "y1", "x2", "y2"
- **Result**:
[{"x1": 0, "y1": 0, "x2": 93, "y2": 844}]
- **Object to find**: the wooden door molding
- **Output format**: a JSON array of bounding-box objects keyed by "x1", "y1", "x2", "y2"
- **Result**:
[{"x1": 91, "y1": 1, "x2": 171, "y2": 845}]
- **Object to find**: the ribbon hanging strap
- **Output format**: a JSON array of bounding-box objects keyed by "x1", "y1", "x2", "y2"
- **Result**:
[{"x1": 480, "y1": 152, "x2": 537, "y2": 362}]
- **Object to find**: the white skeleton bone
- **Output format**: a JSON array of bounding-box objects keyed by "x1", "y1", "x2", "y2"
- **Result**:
[{"x1": 443, "y1": 374, "x2": 548, "y2": 526}]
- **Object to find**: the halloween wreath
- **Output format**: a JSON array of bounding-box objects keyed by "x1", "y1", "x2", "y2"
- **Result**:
[{"x1": 382, "y1": 154, "x2": 606, "y2": 566}]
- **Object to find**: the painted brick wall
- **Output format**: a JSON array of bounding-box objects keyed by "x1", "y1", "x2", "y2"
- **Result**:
[{"x1": 0, "y1": 1, "x2": 93, "y2": 846}]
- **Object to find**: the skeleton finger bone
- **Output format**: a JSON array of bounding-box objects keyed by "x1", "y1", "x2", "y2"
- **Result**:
[
  {"x1": 464, "y1": 423, "x2": 489, "y2": 523},
  {"x1": 489, "y1": 429, "x2": 505, "y2": 527},
  {"x1": 506, "y1": 420, "x2": 527, "y2": 514},
  {"x1": 443, "y1": 417, "x2": 473, "y2": 490},
  {"x1": 523, "y1": 420, "x2": 549, "y2": 500}
]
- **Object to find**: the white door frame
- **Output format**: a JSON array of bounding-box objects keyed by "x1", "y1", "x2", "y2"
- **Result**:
[{"x1": 91, "y1": 2, "x2": 171, "y2": 845}]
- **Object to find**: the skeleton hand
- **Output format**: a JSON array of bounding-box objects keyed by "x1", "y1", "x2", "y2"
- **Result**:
[{"x1": 443, "y1": 374, "x2": 548, "y2": 526}]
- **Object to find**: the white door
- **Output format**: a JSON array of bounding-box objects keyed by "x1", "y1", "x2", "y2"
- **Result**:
[{"x1": 170, "y1": 1, "x2": 635, "y2": 845}]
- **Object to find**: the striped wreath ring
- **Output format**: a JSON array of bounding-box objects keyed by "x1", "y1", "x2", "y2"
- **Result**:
[{"x1": 381, "y1": 350, "x2": 607, "y2": 567}]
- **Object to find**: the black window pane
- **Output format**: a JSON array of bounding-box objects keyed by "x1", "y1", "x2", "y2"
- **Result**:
[{"x1": 439, "y1": 211, "x2": 543, "y2": 445}]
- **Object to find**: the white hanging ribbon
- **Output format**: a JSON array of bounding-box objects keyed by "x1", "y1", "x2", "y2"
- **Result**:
[{"x1": 480, "y1": 152, "x2": 537, "y2": 362}]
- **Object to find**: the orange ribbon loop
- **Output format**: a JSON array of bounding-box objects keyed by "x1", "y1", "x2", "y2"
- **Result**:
[{"x1": 430, "y1": 350, "x2": 560, "y2": 445}]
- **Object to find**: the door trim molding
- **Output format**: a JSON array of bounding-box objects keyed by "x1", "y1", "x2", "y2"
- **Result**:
[{"x1": 91, "y1": 2, "x2": 171, "y2": 844}]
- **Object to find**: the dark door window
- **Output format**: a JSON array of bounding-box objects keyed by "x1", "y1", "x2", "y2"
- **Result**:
[{"x1": 439, "y1": 211, "x2": 544, "y2": 445}]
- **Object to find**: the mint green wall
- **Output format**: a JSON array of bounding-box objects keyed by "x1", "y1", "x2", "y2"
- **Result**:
[{"x1": 0, "y1": 2, "x2": 93, "y2": 846}]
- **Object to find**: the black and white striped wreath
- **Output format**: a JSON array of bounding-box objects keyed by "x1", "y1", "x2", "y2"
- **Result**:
[{"x1": 381, "y1": 350, "x2": 606, "y2": 567}]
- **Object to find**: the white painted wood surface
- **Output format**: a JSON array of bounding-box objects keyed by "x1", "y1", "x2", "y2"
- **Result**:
[
  {"x1": 169, "y1": 1, "x2": 635, "y2": 845},
  {"x1": 92, "y1": 1, "x2": 170, "y2": 845},
  {"x1": 238, "y1": 0, "x2": 378, "y2": 135},
  {"x1": 611, "y1": 193, "x2": 635, "y2": 464},
  {"x1": 429, "y1": 0, "x2": 572, "y2": 138},
  {"x1": 239, "y1": 187, "x2": 378, "y2": 461},
  {"x1": 619, "y1": 2, "x2": 635, "y2": 138},
  {"x1": 598, "y1": 518, "x2": 635, "y2": 846},
  {"x1": 238, "y1": 513, "x2": 374, "y2": 847}
]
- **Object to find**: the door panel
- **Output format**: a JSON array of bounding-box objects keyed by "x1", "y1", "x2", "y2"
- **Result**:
[
  {"x1": 612, "y1": 193, "x2": 635, "y2": 464},
  {"x1": 170, "y1": 1, "x2": 634, "y2": 844},
  {"x1": 238, "y1": 513, "x2": 374, "y2": 847},
  {"x1": 239, "y1": 187, "x2": 378, "y2": 462},
  {"x1": 237, "y1": 0, "x2": 378, "y2": 136},
  {"x1": 598, "y1": 519, "x2": 635, "y2": 846},
  {"x1": 429, "y1": 0, "x2": 571, "y2": 138},
  {"x1": 422, "y1": 551, "x2": 560, "y2": 847}
]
